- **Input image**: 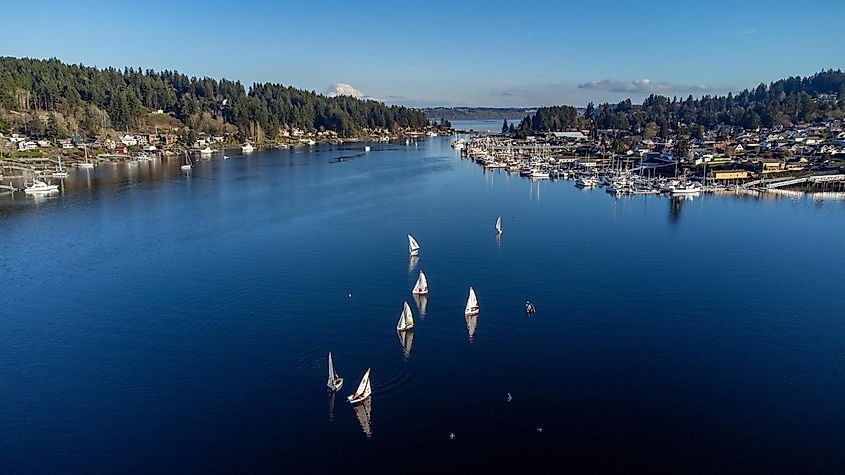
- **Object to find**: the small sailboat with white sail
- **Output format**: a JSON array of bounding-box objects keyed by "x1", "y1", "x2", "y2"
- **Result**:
[
  {"x1": 79, "y1": 145, "x2": 94, "y2": 169},
  {"x1": 52, "y1": 156, "x2": 69, "y2": 178},
  {"x1": 326, "y1": 352, "x2": 344, "y2": 392},
  {"x1": 181, "y1": 150, "x2": 193, "y2": 170},
  {"x1": 412, "y1": 271, "x2": 428, "y2": 295},
  {"x1": 347, "y1": 368, "x2": 372, "y2": 404},
  {"x1": 396, "y1": 301, "x2": 414, "y2": 331},
  {"x1": 408, "y1": 234, "x2": 420, "y2": 256},
  {"x1": 465, "y1": 286, "x2": 479, "y2": 316},
  {"x1": 495, "y1": 216, "x2": 502, "y2": 235}
]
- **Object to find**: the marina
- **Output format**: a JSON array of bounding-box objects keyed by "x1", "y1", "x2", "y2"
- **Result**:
[{"x1": 457, "y1": 135, "x2": 845, "y2": 198}]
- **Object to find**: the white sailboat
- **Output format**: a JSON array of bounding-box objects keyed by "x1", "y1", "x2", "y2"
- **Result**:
[
  {"x1": 181, "y1": 150, "x2": 193, "y2": 170},
  {"x1": 495, "y1": 216, "x2": 502, "y2": 235},
  {"x1": 408, "y1": 234, "x2": 420, "y2": 256},
  {"x1": 353, "y1": 396, "x2": 372, "y2": 438},
  {"x1": 326, "y1": 352, "x2": 344, "y2": 392},
  {"x1": 464, "y1": 286, "x2": 479, "y2": 316},
  {"x1": 79, "y1": 145, "x2": 94, "y2": 168},
  {"x1": 397, "y1": 329, "x2": 414, "y2": 358},
  {"x1": 52, "y1": 156, "x2": 68, "y2": 178},
  {"x1": 347, "y1": 368, "x2": 372, "y2": 404},
  {"x1": 412, "y1": 271, "x2": 428, "y2": 295},
  {"x1": 396, "y1": 301, "x2": 415, "y2": 331}
]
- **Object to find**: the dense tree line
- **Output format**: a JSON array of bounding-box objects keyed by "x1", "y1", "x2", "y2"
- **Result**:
[
  {"x1": 517, "y1": 69, "x2": 845, "y2": 136},
  {"x1": 0, "y1": 57, "x2": 428, "y2": 139}
]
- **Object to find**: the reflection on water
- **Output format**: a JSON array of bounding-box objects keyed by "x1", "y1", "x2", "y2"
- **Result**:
[
  {"x1": 3, "y1": 138, "x2": 845, "y2": 472},
  {"x1": 397, "y1": 329, "x2": 414, "y2": 359},
  {"x1": 412, "y1": 294, "x2": 427, "y2": 317},
  {"x1": 327, "y1": 391, "x2": 336, "y2": 422},
  {"x1": 465, "y1": 313, "x2": 478, "y2": 342},
  {"x1": 352, "y1": 397, "x2": 372, "y2": 439}
]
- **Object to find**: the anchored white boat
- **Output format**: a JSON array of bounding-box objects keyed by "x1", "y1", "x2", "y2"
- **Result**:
[
  {"x1": 408, "y1": 234, "x2": 420, "y2": 256},
  {"x1": 465, "y1": 286, "x2": 479, "y2": 316},
  {"x1": 529, "y1": 168, "x2": 550, "y2": 179},
  {"x1": 181, "y1": 151, "x2": 193, "y2": 170},
  {"x1": 347, "y1": 368, "x2": 372, "y2": 404},
  {"x1": 52, "y1": 156, "x2": 69, "y2": 178},
  {"x1": 364, "y1": 145, "x2": 371, "y2": 152},
  {"x1": 241, "y1": 143, "x2": 254, "y2": 153},
  {"x1": 24, "y1": 180, "x2": 59, "y2": 194},
  {"x1": 669, "y1": 182, "x2": 703, "y2": 195},
  {"x1": 495, "y1": 216, "x2": 502, "y2": 235},
  {"x1": 326, "y1": 352, "x2": 344, "y2": 392},
  {"x1": 199, "y1": 146, "x2": 213, "y2": 155},
  {"x1": 412, "y1": 271, "x2": 428, "y2": 295},
  {"x1": 396, "y1": 301, "x2": 415, "y2": 331},
  {"x1": 79, "y1": 145, "x2": 94, "y2": 168},
  {"x1": 575, "y1": 176, "x2": 597, "y2": 188}
]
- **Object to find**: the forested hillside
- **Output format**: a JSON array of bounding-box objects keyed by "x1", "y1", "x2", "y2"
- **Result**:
[
  {"x1": 518, "y1": 70, "x2": 845, "y2": 136},
  {"x1": 0, "y1": 57, "x2": 428, "y2": 140}
]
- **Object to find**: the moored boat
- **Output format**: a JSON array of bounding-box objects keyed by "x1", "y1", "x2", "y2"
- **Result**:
[{"x1": 23, "y1": 180, "x2": 59, "y2": 194}]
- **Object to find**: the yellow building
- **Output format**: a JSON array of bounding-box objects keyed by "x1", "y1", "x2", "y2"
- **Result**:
[{"x1": 711, "y1": 170, "x2": 749, "y2": 180}]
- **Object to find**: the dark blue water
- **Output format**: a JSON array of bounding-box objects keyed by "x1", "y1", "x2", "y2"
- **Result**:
[{"x1": 2, "y1": 138, "x2": 845, "y2": 473}]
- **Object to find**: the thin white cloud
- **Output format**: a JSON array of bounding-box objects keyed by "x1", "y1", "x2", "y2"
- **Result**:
[{"x1": 577, "y1": 79, "x2": 711, "y2": 94}]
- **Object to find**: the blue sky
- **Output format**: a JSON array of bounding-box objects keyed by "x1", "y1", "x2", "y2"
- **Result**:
[{"x1": 2, "y1": 0, "x2": 844, "y2": 107}]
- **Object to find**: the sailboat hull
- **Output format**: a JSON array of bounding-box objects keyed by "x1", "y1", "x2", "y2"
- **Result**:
[
  {"x1": 327, "y1": 378, "x2": 344, "y2": 392},
  {"x1": 347, "y1": 393, "x2": 371, "y2": 404}
]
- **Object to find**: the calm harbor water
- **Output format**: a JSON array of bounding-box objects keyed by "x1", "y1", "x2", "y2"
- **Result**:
[{"x1": 2, "y1": 133, "x2": 845, "y2": 472}]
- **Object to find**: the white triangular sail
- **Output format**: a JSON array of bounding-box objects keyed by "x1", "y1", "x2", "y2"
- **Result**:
[
  {"x1": 327, "y1": 352, "x2": 335, "y2": 386},
  {"x1": 408, "y1": 234, "x2": 420, "y2": 255},
  {"x1": 496, "y1": 216, "x2": 502, "y2": 235},
  {"x1": 412, "y1": 271, "x2": 428, "y2": 295},
  {"x1": 348, "y1": 368, "x2": 372, "y2": 403},
  {"x1": 465, "y1": 286, "x2": 479, "y2": 315},
  {"x1": 397, "y1": 301, "x2": 414, "y2": 331}
]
